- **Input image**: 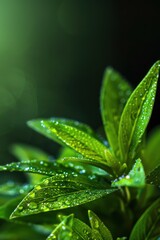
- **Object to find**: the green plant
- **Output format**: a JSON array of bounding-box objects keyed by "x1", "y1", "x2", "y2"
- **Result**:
[{"x1": 0, "y1": 61, "x2": 160, "y2": 239}]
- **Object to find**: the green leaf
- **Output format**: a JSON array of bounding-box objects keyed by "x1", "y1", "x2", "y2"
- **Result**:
[
  {"x1": 11, "y1": 144, "x2": 49, "y2": 162},
  {"x1": 58, "y1": 146, "x2": 78, "y2": 158},
  {"x1": 100, "y1": 67, "x2": 132, "y2": 158},
  {"x1": 10, "y1": 173, "x2": 117, "y2": 218},
  {"x1": 145, "y1": 127, "x2": 160, "y2": 174},
  {"x1": 146, "y1": 164, "x2": 160, "y2": 187},
  {"x1": 0, "y1": 160, "x2": 66, "y2": 176},
  {"x1": 46, "y1": 214, "x2": 74, "y2": 240},
  {"x1": 11, "y1": 144, "x2": 51, "y2": 184},
  {"x1": 118, "y1": 61, "x2": 160, "y2": 164},
  {"x1": 72, "y1": 218, "x2": 93, "y2": 239},
  {"x1": 58, "y1": 157, "x2": 113, "y2": 176},
  {"x1": 112, "y1": 159, "x2": 145, "y2": 187},
  {"x1": 28, "y1": 119, "x2": 116, "y2": 169},
  {"x1": 129, "y1": 198, "x2": 160, "y2": 240},
  {"x1": 27, "y1": 118, "x2": 95, "y2": 146},
  {"x1": 88, "y1": 210, "x2": 113, "y2": 239}
]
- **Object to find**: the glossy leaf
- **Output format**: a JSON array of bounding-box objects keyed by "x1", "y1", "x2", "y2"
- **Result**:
[
  {"x1": 28, "y1": 118, "x2": 95, "y2": 146},
  {"x1": 28, "y1": 119, "x2": 116, "y2": 168},
  {"x1": 146, "y1": 164, "x2": 160, "y2": 187},
  {"x1": 88, "y1": 210, "x2": 113, "y2": 239},
  {"x1": 112, "y1": 159, "x2": 145, "y2": 187},
  {"x1": 11, "y1": 144, "x2": 49, "y2": 162},
  {"x1": 145, "y1": 127, "x2": 160, "y2": 174},
  {"x1": 10, "y1": 173, "x2": 117, "y2": 218},
  {"x1": 72, "y1": 218, "x2": 93, "y2": 239},
  {"x1": 0, "y1": 160, "x2": 66, "y2": 176},
  {"x1": 118, "y1": 61, "x2": 160, "y2": 164},
  {"x1": 58, "y1": 157, "x2": 113, "y2": 176},
  {"x1": 100, "y1": 67, "x2": 132, "y2": 158},
  {"x1": 129, "y1": 198, "x2": 160, "y2": 240},
  {"x1": 46, "y1": 214, "x2": 74, "y2": 240}
]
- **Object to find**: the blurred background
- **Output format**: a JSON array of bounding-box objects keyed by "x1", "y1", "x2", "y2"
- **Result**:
[{"x1": 0, "y1": 1, "x2": 160, "y2": 163}]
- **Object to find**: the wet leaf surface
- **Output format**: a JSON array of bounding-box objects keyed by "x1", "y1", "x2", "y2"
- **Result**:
[
  {"x1": 88, "y1": 210, "x2": 113, "y2": 239},
  {"x1": 118, "y1": 61, "x2": 160, "y2": 166},
  {"x1": 28, "y1": 119, "x2": 115, "y2": 168},
  {"x1": 112, "y1": 159, "x2": 145, "y2": 187},
  {"x1": 10, "y1": 173, "x2": 117, "y2": 218}
]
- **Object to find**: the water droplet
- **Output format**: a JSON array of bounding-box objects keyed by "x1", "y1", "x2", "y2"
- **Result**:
[
  {"x1": 28, "y1": 202, "x2": 37, "y2": 210},
  {"x1": 30, "y1": 192, "x2": 35, "y2": 198},
  {"x1": 94, "y1": 219, "x2": 99, "y2": 228},
  {"x1": 18, "y1": 206, "x2": 23, "y2": 211},
  {"x1": 35, "y1": 185, "x2": 42, "y2": 190}
]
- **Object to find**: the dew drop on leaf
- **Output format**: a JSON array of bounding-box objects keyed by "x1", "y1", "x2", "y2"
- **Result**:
[{"x1": 28, "y1": 202, "x2": 38, "y2": 210}]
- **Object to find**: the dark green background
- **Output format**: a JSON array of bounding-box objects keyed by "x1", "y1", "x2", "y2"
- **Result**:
[{"x1": 0, "y1": 1, "x2": 160, "y2": 163}]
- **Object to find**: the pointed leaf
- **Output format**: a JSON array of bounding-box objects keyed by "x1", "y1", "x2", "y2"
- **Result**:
[
  {"x1": 118, "y1": 61, "x2": 160, "y2": 164},
  {"x1": 146, "y1": 164, "x2": 160, "y2": 187},
  {"x1": 72, "y1": 218, "x2": 93, "y2": 239},
  {"x1": 112, "y1": 159, "x2": 145, "y2": 187},
  {"x1": 100, "y1": 67, "x2": 132, "y2": 158},
  {"x1": 0, "y1": 160, "x2": 68, "y2": 176},
  {"x1": 27, "y1": 118, "x2": 95, "y2": 146},
  {"x1": 129, "y1": 198, "x2": 160, "y2": 240},
  {"x1": 10, "y1": 173, "x2": 117, "y2": 218},
  {"x1": 46, "y1": 214, "x2": 74, "y2": 240},
  {"x1": 88, "y1": 210, "x2": 113, "y2": 239},
  {"x1": 28, "y1": 119, "x2": 116, "y2": 168}
]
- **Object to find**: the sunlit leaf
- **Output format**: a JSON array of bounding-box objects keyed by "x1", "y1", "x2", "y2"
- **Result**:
[
  {"x1": 10, "y1": 173, "x2": 117, "y2": 218},
  {"x1": 28, "y1": 119, "x2": 116, "y2": 169},
  {"x1": 27, "y1": 118, "x2": 95, "y2": 146},
  {"x1": 58, "y1": 157, "x2": 113, "y2": 176},
  {"x1": 100, "y1": 67, "x2": 132, "y2": 158},
  {"x1": 0, "y1": 160, "x2": 66, "y2": 176},
  {"x1": 88, "y1": 210, "x2": 113, "y2": 239},
  {"x1": 118, "y1": 61, "x2": 160, "y2": 165},
  {"x1": 112, "y1": 159, "x2": 145, "y2": 187},
  {"x1": 129, "y1": 198, "x2": 160, "y2": 240},
  {"x1": 146, "y1": 164, "x2": 160, "y2": 187},
  {"x1": 46, "y1": 214, "x2": 74, "y2": 240}
]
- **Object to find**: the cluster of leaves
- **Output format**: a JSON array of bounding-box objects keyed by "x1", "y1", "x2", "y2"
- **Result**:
[{"x1": 0, "y1": 61, "x2": 160, "y2": 239}]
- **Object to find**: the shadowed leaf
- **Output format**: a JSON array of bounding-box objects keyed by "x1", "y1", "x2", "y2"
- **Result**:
[
  {"x1": 100, "y1": 67, "x2": 132, "y2": 159},
  {"x1": 129, "y1": 198, "x2": 160, "y2": 240},
  {"x1": 88, "y1": 210, "x2": 113, "y2": 239}
]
